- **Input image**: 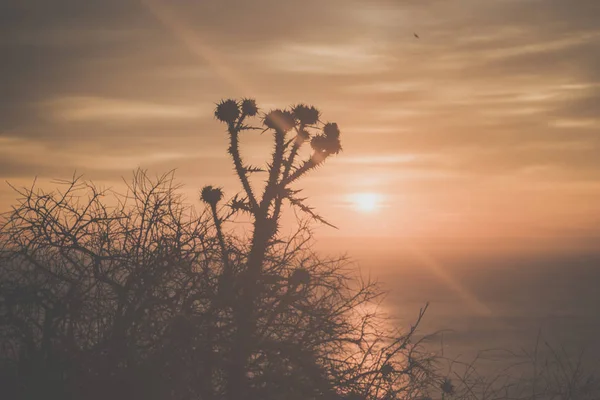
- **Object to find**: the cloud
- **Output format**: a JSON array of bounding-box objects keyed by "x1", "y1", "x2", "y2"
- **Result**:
[
  {"x1": 262, "y1": 42, "x2": 392, "y2": 74},
  {"x1": 336, "y1": 154, "x2": 420, "y2": 165},
  {"x1": 45, "y1": 96, "x2": 209, "y2": 122},
  {"x1": 0, "y1": 135, "x2": 220, "y2": 181}
]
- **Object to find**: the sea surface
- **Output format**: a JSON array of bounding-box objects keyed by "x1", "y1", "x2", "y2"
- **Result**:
[{"x1": 318, "y1": 238, "x2": 600, "y2": 382}]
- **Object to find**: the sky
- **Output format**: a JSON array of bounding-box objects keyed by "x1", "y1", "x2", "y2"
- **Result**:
[{"x1": 1, "y1": 0, "x2": 600, "y2": 257}]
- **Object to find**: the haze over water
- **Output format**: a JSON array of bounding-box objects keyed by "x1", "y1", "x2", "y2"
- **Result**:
[{"x1": 319, "y1": 236, "x2": 600, "y2": 373}]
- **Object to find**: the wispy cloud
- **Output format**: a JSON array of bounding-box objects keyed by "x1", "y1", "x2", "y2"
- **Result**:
[
  {"x1": 264, "y1": 42, "x2": 392, "y2": 74},
  {"x1": 336, "y1": 154, "x2": 420, "y2": 165},
  {"x1": 45, "y1": 96, "x2": 209, "y2": 122}
]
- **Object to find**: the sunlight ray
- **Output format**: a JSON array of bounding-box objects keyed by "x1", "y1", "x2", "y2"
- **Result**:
[
  {"x1": 404, "y1": 242, "x2": 494, "y2": 318},
  {"x1": 139, "y1": 0, "x2": 252, "y2": 94}
]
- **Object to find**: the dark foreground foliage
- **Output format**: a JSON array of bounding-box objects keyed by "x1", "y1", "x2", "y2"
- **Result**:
[{"x1": 0, "y1": 100, "x2": 437, "y2": 400}]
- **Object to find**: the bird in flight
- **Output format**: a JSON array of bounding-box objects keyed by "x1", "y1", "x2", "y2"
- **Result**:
[{"x1": 414, "y1": 33, "x2": 420, "y2": 39}]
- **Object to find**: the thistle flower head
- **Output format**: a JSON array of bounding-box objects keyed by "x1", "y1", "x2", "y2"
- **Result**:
[
  {"x1": 241, "y1": 98, "x2": 258, "y2": 116},
  {"x1": 264, "y1": 109, "x2": 296, "y2": 132},
  {"x1": 310, "y1": 134, "x2": 342, "y2": 155},
  {"x1": 292, "y1": 104, "x2": 320, "y2": 125},
  {"x1": 323, "y1": 122, "x2": 340, "y2": 140},
  {"x1": 214, "y1": 99, "x2": 240, "y2": 123},
  {"x1": 201, "y1": 185, "x2": 224, "y2": 206},
  {"x1": 289, "y1": 267, "x2": 311, "y2": 286}
]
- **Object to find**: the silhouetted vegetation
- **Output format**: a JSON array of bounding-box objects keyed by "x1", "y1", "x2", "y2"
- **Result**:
[
  {"x1": 2, "y1": 99, "x2": 598, "y2": 400},
  {"x1": 0, "y1": 100, "x2": 437, "y2": 400},
  {"x1": 436, "y1": 332, "x2": 600, "y2": 400}
]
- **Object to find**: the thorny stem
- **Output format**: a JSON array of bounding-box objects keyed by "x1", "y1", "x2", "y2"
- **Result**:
[
  {"x1": 228, "y1": 122, "x2": 259, "y2": 213},
  {"x1": 221, "y1": 103, "x2": 337, "y2": 400},
  {"x1": 260, "y1": 128, "x2": 286, "y2": 215},
  {"x1": 209, "y1": 203, "x2": 231, "y2": 288},
  {"x1": 282, "y1": 123, "x2": 305, "y2": 181},
  {"x1": 282, "y1": 152, "x2": 327, "y2": 187},
  {"x1": 272, "y1": 124, "x2": 305, "y2": 222}
]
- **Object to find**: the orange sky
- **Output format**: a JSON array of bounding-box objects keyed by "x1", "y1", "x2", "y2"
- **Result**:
[{"x1": 1, "y1": 0, "x2": 599, "y2": 254}]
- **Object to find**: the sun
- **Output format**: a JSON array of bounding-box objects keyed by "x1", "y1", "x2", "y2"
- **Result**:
[{"x1": 350, "y1": 192, "x2": 382, "y2": 213}]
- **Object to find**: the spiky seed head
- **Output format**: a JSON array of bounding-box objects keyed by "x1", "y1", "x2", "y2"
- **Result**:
[
  {"x1": 201, "y1": 185, "x2": 223, "y2": 206},
  {"x1": 310, "y1": 134, "x2": 327, "y2": 153},
  {"x1": 440, "y1": 378, "x2": 455, "y2": 395},
  {"x1": 292, "y1": 104, "x2": 320, "y2": 125},
  {"x1": 241, "y1": 98, "x2": 258, "y2": 116},
  {"x1": 310, "y1": 134, "x2": 342, "y2": 155},
  {"x1": 323, "y1": 122, "x2": 340, "y2": 139},
  {"x1": 289, "y1": 268, "x2": 310, "y2": 286},
  {"x1": 381, "y1": 362, "x2": 394, "y2": 376},
  {"x1": 264, "y1": 109, "x2": 296, "y2": 132},
  {"x1": 214, "y1": 99, "x2": 240, "y2": 123}
]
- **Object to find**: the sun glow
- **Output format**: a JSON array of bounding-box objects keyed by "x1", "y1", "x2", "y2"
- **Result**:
[{"x1": 350, "y1": 192, "x2": 382, "y2": 213}]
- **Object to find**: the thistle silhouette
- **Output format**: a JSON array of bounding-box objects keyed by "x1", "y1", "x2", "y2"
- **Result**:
[
  {"x1": 201, "y1": 185, "x2": 223, "y2": 207},
  {"x1": 215, "y1": 99, "x2": 241, "y2": 124},
  {"x1": 201, "y1": 185, "x2": 229, "y2": 283},
  {"x1": 292, "y1": 103, "x2": 320, "y2": 125},
  {"x1": 240, "y1": 98, "x2": 258, "y2": 116},
  {"x1": 205, "y1": 98, "x2": 343, "y2": 400}
]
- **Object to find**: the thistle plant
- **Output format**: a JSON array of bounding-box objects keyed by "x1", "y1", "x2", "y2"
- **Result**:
[
  {"x1": 209, "y1": 98, "x2": 343, "y2": 400},
  {"x1": 201, "y1": 185, "x2": 230, "y2": 289}
]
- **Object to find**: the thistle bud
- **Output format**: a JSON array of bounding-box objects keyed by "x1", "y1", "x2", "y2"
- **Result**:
[
  {"x1": 310, "y1": 134, "x2": 342, "y2": 155},
  {"x1": 214, "y1": 99, "x2": 240, "y2": 123},
  {"x1": 264, "y1": 109, "x2": 296, "y2": 132},
  {"x1": 323, "y1": 122, "x2": 340, "y2": 140},
  {"x1": 241, "y1": 98, "x2": 258, "y2": 116},
  {"x1": 201, "y1": 185, "x2": 224, "y2": 206},
  {"x1": 292, "y1": 104, "x2": 320, "y2": 125}
]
